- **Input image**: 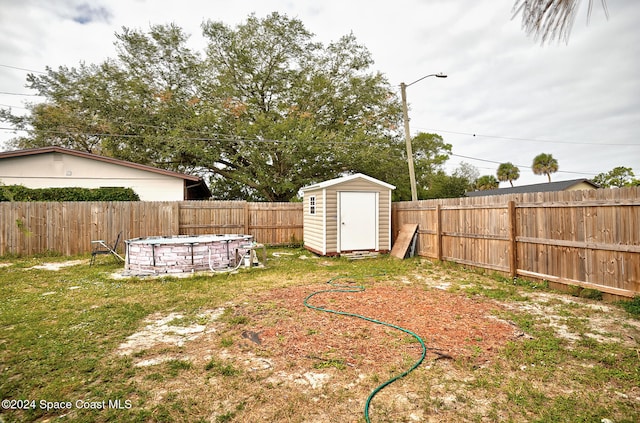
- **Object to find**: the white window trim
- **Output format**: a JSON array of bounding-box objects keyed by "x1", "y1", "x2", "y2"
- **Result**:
[{"x1": 309, "y1": 195, "x2": 316, "y2": 215}]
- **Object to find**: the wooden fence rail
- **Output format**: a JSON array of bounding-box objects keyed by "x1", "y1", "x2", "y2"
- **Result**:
[
  {"x1": 0, "y1": 201, "x2": 303, "y2": 256},
  {"x1": 1, "y1": 188, "x2": 638, "y2": 297},
  {"x1": 392, "y1": 186, "x2": 640, "y2": 298}
]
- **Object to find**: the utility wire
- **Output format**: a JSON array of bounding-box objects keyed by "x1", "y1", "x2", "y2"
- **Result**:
[
  {"x1": 1, "y1": 90, "x2": 636, "y2": 147},
  {"x1": 449, "y1": 153, "x2": 597, "y2": 176},
  {"x1": 0, "y1": 126, "x2": 391, "y2": 146},
  {"x1": 0, "y1": 103, "x2": 28, "y2": 110},
  {"x1": 418, "y1": 127, "x2": 638, "y2": 147},
  {"x1": 0, "y1": 125, "x2": 624, "y2": 175},
  {"x1": 0, "y1": 91, "x2": 43, "y2": 97},
  {"x1": 0, "y1": 126, "x2": 615, "y2": 175},
  {"x1": 0, "y1": 64, "x2": 46, "y2": 74}
]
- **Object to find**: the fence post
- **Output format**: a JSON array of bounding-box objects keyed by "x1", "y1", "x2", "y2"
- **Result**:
[
  {"x1": 244, "y1": 201, "x2": 250, "y2": 235},
  {"x1": 508, "y1": 200, "x2": 517, "y2": 278},
  {"x1": 172, "y1": 202, "x2": 180, "y2": 235},
  {"x1": 435, "y1": 204, "x2": 443, "y2": 261}
]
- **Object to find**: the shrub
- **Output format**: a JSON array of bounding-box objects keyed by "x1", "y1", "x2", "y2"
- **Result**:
[{"x1": 0, "y1": 185, "x2": 139, "y2": 201}]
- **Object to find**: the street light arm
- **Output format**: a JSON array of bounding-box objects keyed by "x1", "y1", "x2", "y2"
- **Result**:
[
  {"x1": 400, "y1": 82, "x2": 418, "y2": 201},
  {"x1": 405, "y1": 72, "x2": 447, "y2": 87}
]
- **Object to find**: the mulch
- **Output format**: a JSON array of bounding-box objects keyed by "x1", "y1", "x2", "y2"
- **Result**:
[{"x1": 236, "y1": 281, "x2": 520, "y2": 370}]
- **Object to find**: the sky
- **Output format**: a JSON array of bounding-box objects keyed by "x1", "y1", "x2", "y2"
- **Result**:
[{"x1": 1, "y1": 0, "x2": 638, "y2": 187}]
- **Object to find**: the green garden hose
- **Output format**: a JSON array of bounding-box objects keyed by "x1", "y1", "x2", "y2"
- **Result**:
[{"x1": 303, "y1": 275, "x2": 427, "y2": 423}]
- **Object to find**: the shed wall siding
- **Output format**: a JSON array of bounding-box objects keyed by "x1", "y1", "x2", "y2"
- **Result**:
[
  {"x1": 380, "y1": 189, "x2": 391, "y2": 250},
  {"x1": 303, "y1": 189, "x2": 325, "y2": 254},
  {"x1": 326, "y1": 188, "x2": 338, "y2": 253}
]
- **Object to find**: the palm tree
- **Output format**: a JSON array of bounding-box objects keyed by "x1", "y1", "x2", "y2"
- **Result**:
[
  {"x1": 532, "y1": 153, "x2": 559, "y2": 182},
  {"x1": 513, "y1": 0, "x2": 609, "y2": 44},
  {"x1": 475, "y1": 175, "x2": 499, "y2": 191},
  {"x1": 497, "y1": 162, "x2": 520, "y2": 187}
]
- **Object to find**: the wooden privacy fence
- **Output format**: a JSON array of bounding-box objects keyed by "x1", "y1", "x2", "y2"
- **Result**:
[
  {"x1": 2, "y1": 188, "x2": 638, "y2": 298},
  {"x1": 392, "y1": 186, "x2": 640, "y2": 298},
  {"x1": 0, "y1": 201, "x2": 303, "y2": 256}
]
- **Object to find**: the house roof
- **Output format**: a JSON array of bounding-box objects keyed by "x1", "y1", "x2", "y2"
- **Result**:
[
  {"x1": 466, "y1": 178, "x2": 599, "y2": 197},
  {"x1": 0, "y1": 146, "x2": 212, "y2": 199},
  {"x1": 301, "y1": 173, "x2": 396, "y2": 192}
]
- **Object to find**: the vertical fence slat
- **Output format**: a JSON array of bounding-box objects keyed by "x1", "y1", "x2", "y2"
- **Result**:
[
  {"x1": 435, "y1": 204, "x2": 442, "y2": 261},
  {"x1": 508, "y1": 200, "x2": 517, "y2": 278}
]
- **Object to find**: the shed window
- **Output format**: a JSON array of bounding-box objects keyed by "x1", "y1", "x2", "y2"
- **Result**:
[{"x1": 309, "y1": 196, "x2": 316, "y2": 215}]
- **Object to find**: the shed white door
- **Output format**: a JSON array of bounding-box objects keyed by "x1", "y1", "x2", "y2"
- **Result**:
[{"x1": 339, "y1": 191, "x2": 377, "y2": 251}]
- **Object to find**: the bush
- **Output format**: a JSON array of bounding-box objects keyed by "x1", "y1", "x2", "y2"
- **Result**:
[{"x1": 0, "y1": 185, "x2": 139, "y2": 201}]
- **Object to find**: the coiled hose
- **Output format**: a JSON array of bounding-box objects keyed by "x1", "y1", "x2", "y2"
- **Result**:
[{"x1": 303, "y1": 275, "x2": 427, "y2": 423}]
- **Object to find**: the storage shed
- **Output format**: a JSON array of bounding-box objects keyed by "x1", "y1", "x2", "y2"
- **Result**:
[{"x1": 301, "y1": 173, "x2": 395, "y2": 256}]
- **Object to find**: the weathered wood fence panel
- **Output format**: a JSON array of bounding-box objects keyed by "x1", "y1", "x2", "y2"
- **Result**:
[
  {"x1": 0, "y1": 201, "x2": 180, "y2": 256},
  {"x1": 175, "y1": 201, "x2": 303, "y2": 243},
  {"x1": 0, "y1": 201, "x2": 302, "y2": 257},
  {"x1": 392, "y1": 186, "x2": 640, "y2": 298},
  {"x1": 178, "y1": 201, "x2": 247, "y2": 235},
  {"x1": 2, "y1": 189, "x2": 638, "y2": 297},
  {"x1": 247, "y1": 202, "x2": 303, "y2": 245}
]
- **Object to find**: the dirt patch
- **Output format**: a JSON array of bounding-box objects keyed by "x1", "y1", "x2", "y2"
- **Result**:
[
  {"x1": 117, "y1": 308, "x2": 225, "y2": 366},
  {"x1": 120, "y1": 284, "x2": 516, "y2": 369},
  {"x1": 503, "y1": 291, "x2": 640, "y2": 347},
  {"x1": 28, "y1": 259, "x2": 88, "y2": 271}
]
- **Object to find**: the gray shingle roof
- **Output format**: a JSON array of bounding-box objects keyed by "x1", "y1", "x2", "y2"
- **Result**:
[{"x1": 466, "y1": 178, "x2": 599, "y2": 197}]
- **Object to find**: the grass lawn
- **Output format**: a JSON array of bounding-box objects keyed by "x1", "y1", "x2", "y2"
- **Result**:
[{"x1": 0, "y1": 249, "x2": 638, "y2": 422}]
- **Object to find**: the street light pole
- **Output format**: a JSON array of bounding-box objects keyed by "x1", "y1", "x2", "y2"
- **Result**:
[
  {"x1": 400, "y1": 73, "x2": 447, "y2": 201},
  {"x1": 400, "y1": 82, "x2": 417, "y2": 201}
]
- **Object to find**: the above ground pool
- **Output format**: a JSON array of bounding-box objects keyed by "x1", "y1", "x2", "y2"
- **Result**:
[{"x1": 124, "y1": 234, "x2": 254, "y2": 275}]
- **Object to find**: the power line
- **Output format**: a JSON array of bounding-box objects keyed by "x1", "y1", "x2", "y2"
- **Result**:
[
  {"x1": 419, "y1": 127, "x2": 638, "y2": 147},
  {"x1": 0, "y1": 126, "x2": 387, "y2": 145},
  {"x1": 449, "y1": 153, "x2": 598, "y2": 176},
  {"x1": 0, "y1": 103, "x2": 28, "y2": 110},
  {"x1": 1, "y1": 93, "x2": 636, "y2": 147},
  {"x1": 0, "y1": 125, "x2": 609, "y2": 175},
  {"x1": 0, "y1": 64, "x2": 46, "y2": 74},
  {"x1": 0, "y1": 91, "x2": 43, "y2": 97}
]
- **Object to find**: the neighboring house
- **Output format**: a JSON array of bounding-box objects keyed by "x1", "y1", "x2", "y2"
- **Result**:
[
  {"x1": 466, "y1": 178, "x2": 599, "y2": 197},
  {"x1": 0, "y1": 146, "x2": 211, "y2": 201}
]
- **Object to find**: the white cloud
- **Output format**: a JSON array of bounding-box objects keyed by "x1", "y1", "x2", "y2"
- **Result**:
[
  {"x1": 71, "y1": 3, "x2": 113, "y2": 24},
  {"x1": 1, "y1": 0, "x2": 638, "y2": 185}
]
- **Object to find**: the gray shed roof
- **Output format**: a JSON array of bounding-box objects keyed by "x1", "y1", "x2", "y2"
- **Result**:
[
  {"x1": 466, "y1": 178, "x2": 599, "y2": 197},
  {"x1": 301, "y1": 173, "x2": 395, "y2": 191}
]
